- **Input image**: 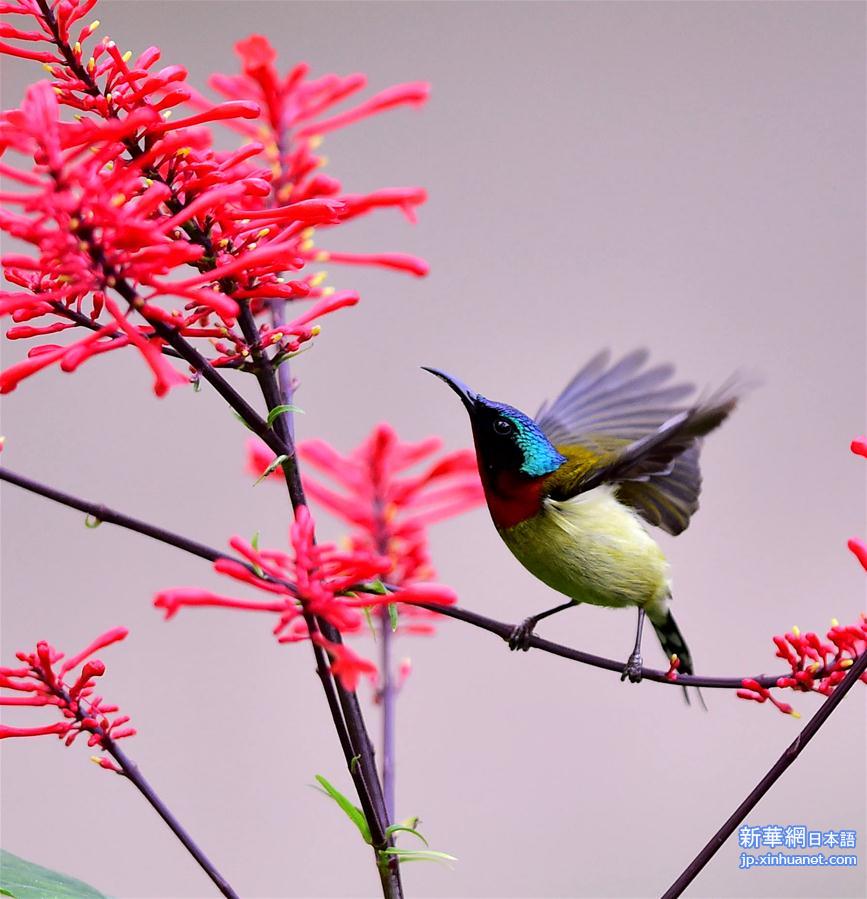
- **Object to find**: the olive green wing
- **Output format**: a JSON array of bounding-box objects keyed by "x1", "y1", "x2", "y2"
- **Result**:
[{"x1": 537, "y1": 349, "x2": 738, "y2": 535}]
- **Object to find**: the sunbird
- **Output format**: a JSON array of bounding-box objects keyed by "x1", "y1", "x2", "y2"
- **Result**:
[{"x1": 423, "y1": 349, "x2": 742, "y2": 683}]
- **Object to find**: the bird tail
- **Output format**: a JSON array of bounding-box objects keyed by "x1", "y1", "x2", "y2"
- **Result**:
[
  {"x1": 650, "y1": 609, "x2": 693, "y2": 675},
  {"x1": 649, "y1": 608, "x2": 705, "y2": 707}
]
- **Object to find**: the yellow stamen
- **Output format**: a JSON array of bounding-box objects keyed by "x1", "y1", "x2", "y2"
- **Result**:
[
  {"x1": 322, "y1": 286, "x2": 335, "y2": 297},
  {"x1": 257, "y1": 228, "x2": 271, "y2": 238},
  {"x1": 315, "y1": 251, "x2": 330, "y2": 262},
  {"x1": 246, "y1": 242, "x2": 257, "y2": 251},
  {"x1": 831, "y1": 617, "x2": 839, "y2": 627},
  {"x1": 791, "y1": 625, "x2": 800, "y2": 637},
  {"x1": 301, "y1": 227, "x2": 315, "y2": 240},
  {"x1": 88, "y1": 20, "x2": 101, "y2": 32},
  {"x1": 300, "y1": 239, "x2": 314, "y2": 252},
  {"x1": 309, "y1": 135, "x2": 324, "y2": 149},
  {"x1": 310, "y1": 271, "x2": 328, "y2": 287},
  {"x1": 122, "y1": 50, "x2": 132, "y2": 63},
  {"x1": 789, "y1": 710, "x2": 802, "y2": 719},
  {"x1": 310, "y1": 325, "x2": 321, "y2": 336},
  {"x1": 110, "y1": 193, "x2": 125, "y2": 207},
  {"x1": 73, "y1": 42, "x2": 82, "y2": 55},
  {"x1": 839, "y1": 658, "x2": 853, "y2": 669},
  {"x1": 87, "y1": 57, "x2": 96, "y2": 72}
]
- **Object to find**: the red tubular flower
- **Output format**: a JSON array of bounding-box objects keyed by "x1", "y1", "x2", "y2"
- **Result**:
[
  {"x1": 0, "y1": 627, "x2": 134, "y2": 758},
  {"x1": 1, "y1": 13, "x2": 427, "y2": 395},
  {"x1": 738, "y1": 436, "x2": 867, "y2": 715},
  {"x1": 312, "y1": 634, "x2": 378, "y2": 692},
  {"x1": 248, "y1": 423, "x2": 483, "y2": 637},
  {"x1": 154, "y1": 506, "x2": 456, "y2": 688}
]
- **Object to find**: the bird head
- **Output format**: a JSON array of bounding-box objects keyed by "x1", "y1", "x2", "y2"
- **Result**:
[{"x1": 422, "y1": 367, "x2": 566, "y2": 481}]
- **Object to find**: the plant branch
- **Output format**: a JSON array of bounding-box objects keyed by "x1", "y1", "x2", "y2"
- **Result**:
[
  {"x1": 105, "y1": 739, "x2": 241, "y2": 899},
  {"x1": 661, "y1": 648, "x2": 867, "y2": 898},
  {"x1": 1, "y1": 464, "x2": 845, "y2": 694},
  {"x1": 232, "y1": 298, "x2": 400, "y2": 896}
]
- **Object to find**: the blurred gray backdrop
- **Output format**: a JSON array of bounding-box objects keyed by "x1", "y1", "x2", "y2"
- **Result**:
[{"x1": 1, "y1": 2, "x2": 865, "y2": 898}]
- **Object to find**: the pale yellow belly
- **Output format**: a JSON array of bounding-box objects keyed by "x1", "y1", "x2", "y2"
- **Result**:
[{"x1": 498, "y1": 486, "x2": 671, "y2": 611}]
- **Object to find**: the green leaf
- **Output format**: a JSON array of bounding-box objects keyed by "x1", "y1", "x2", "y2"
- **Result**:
[
  {"x1": 388, "y1": 603, "x2": 399, "y2": 632},
  {"x1": 349, "y1": 754, "x2": 361, "y2": 775},
  {"x1": 232, "y1": 410, "x2": 255, "y2": 432},
  {"x1": 266, "y1": 404, "x2": 304, "y2": 425},
  {"x1": 378, "y1": 847, "x2": 457, "y2": 867},
  {"x1": 249, "y1": 531, "x2": 264, "y2": 576},
  {"x1": 384, "y1": 824, "x2": 429, "y2": 846},
  {"x1": 84, "y1": 514, "x2": 102, "y2": 529},
  {"x1": 254, "y1": 454, "x2": 289, "y2": 485},
  {"x1": 362, "y1": 606, "x2": 377, "y2": 641},
  {"x1": 313, "y1": 775, "x2": 371, "y2": 845},
  {"x1": 0, "y1": 849, "x2": 108, "y2": 898},
  {"x1": 366, "y1": 579, "x2": 389, "y2": 596},
  {"x1": 0, "y1": 889, "x2": 15, "y2": 897}
]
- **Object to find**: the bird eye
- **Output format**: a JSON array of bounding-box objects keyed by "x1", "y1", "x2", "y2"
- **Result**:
[{"x1": 493, "y1": 418, "x2": 513, "y2": 435}]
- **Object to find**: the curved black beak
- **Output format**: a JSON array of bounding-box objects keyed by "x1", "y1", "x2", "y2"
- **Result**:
[{"x1": 421, "y1": 366, "x2": 478, "y2": 413}]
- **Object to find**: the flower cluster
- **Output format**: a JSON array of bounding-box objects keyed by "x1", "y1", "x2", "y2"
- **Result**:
[
  {"x1": 0, "y1": 626, "x2": 134, "y2": 761},
  {"x1": 1, "y1": 1, "x2": 427, "y2": 395},
  {"x1": 249, "y1": 423, "x2": 484, "y2": 635},
  {"x1": 738, "y1": 437, "x2": 867, "y2": 715},
  {"x1": 154, "y1": 505, "x2": 456, "y2": 689}
]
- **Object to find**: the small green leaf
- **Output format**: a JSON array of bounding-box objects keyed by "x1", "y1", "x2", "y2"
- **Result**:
[
  {"x1": 84, "y1": 515, "x2": 102, "y2": 529},
  {"x1": 232, "y1": 410, "x2": 255, "y2": 432},
  {"x1": 0, "y1": 849, "x2": 108, "y2": 898},
  {"x1": 366, "y1": 579, "x2": 389, "y2": 596},
  {"x1": 266, "y1": 404, "x2": 304, "y2": 425},
  {"x1": 400, "y1": 815, "x2": 420, "y2": 830},
  {"x1": 254, "y1": 454, "x2": 289, "y2": 485},
  {"x1": 350, "y1": 754, "x2": 361, "y2": 775},
  {"x1": 378, "y1": 847, "x2": 457, "y2": 867},
  {"x1": 385, "y1": 824, "x2": 428, "y2": 846},
  {"x1": 388, "y1": 603, "x2": 399, "y2": 632},
  {"x1": 362, "y1": 607, "x2": 377, "y2": 641},
  {"x1": 313, "y1": 774, "x2": 371, "y2": 845},
  {"x1": 249, "y1": 531, "x2": 264, "y2": 576},
  {"x1": 0, "y1": 889, "x2": 16, "y2": 897}
]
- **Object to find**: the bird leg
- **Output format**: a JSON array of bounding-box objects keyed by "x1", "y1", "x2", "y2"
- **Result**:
[
  {"x1": 621, "y1": 607, "x2": 646, "y2": 683},
  {"x1": 508, "y1": 601, "x2": 576, "y2": 652}
]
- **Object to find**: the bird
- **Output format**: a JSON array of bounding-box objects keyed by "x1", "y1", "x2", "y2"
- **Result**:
[{"x1": 422, "y1": 349, "x2": 742, "y2": 687}]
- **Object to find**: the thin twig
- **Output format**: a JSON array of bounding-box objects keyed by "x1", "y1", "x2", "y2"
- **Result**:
[
  {"x1": 0, "y1": 464, "x2": 838, "y2": 693},
  {"x1": 106, "y1": 740, "x2": 241, "y2": 899},
  {"x1": 661, "y1": 648, "x2": 867, "y2": 898}
]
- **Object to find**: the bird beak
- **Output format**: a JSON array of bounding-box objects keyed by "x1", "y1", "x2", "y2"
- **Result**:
[{"x1": 421, "y1": 366, "x2": 478, "y2": 413}]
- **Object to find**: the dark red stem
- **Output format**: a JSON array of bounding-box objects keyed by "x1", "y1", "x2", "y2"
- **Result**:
[{"x1": 661, "y1": 648, "x2": 867, "y2": 897}]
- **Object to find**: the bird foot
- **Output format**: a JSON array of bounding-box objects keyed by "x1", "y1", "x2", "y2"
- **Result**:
[
  {"x1": 621, "y1": 651, "x2": 643, "y2": 683},
  {"x1": 508, "y1": 617, "x2": 537, "y2": 652}
]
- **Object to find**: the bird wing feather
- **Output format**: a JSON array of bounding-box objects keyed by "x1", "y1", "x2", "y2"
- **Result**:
[{"x1": 537, "y1": 350, "x2": 738, "y2": 535}]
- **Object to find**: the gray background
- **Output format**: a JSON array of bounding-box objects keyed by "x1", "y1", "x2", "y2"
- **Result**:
[{"x1": 1, "y1": 2, "x2": 865, "y2": 898}]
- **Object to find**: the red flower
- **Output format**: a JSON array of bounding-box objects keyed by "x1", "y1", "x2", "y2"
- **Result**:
[
  {"x1": 1, "y1": 12, "x2": 428, "y2": 395},
  {"x1": 154, "y1": 505, "x2": 456, "y2": 689},
  {"x1": 0, "y1": 627, "x2": 135, "y2": 756},
  {"x1": 738, "y1": 437, "x2": 867, "y2": 715},
  {"x1": 248, "y1": 423, "x2": 483, "y2": 633},
  {"x1": 312, "y1": 634, "x2": 378, "y2": 692}
]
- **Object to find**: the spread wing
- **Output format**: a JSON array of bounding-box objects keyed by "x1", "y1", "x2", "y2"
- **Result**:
[{"x1": 537, "y1": 349, "x2": 737, "y2": 535}]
